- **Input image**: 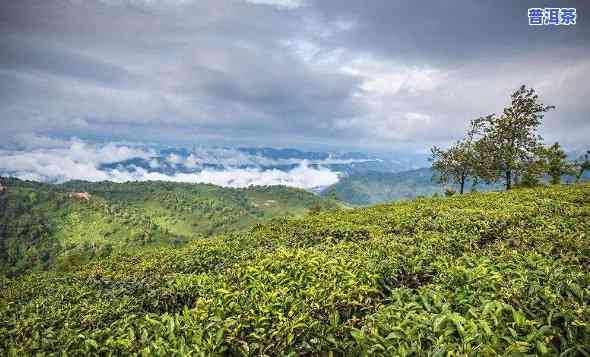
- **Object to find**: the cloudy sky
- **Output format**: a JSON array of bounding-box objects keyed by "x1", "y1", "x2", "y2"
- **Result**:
[{"x1": 1, "y1": 0, "x2": 589, "y2": 153}]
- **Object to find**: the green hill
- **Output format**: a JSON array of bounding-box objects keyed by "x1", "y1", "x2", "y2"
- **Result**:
[
  {"x1": 321, "y1": 168, "x2": 476, "y2": 205},
  {"x1": 321, "y1": 168, "x2": 438, "y2": 205},
  {"x1": 0, "y1": 178, "x2": 338, "y2": 276},
  {"x1": 1, "y1": 183, "x2": 589, "y2": 355},
  {"x1": 323, "y1": 167, "x2": 589, "y2": 206}
]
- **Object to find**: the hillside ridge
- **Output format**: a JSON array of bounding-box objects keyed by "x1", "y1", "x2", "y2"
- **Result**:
[{"x1": 0, "y1": 177, "x2": 339, "y2": 276}]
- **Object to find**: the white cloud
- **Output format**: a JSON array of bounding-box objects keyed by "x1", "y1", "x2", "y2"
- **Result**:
[
  {"x1": 341, "y1": 56, "x2": 445, "y2": 97},
  {"x1": 68, "y1": 140, "x2": 154, "y2": 164},
  {"x1": 0, "y1": 150, "x2": 111, "y2": 182},
  {"x1": 118, "y1": 162, "x2": 339, "y2": 189},
  {"x1": 0, "y1": 138, "x2": 340, "y2": 189},
  {"x1": 0, "y1": 138, "x2": 154, "y2": 182}
]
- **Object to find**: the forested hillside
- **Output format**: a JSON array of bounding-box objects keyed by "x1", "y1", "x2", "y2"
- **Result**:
[
  {"x1": 0, "y1": 177, "x2": 338, "y2": 276},
  {"x1": 1, "y1": 183, "x2": 589, "y2": 355},
  {"x1": 322, "y1": 168, "x2": 496, "y2": 205},
  {"x1": 322, "y1": 168, "x2": 439, "y2": 205}
]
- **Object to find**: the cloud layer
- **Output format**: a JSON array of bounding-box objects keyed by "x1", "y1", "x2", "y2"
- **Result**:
[
  {"x1": 0, "y1": 0, "x2": 589, "y2": 152},
  {"x1": 0, "y1": 138, "x2": 340, "y2": 189}
]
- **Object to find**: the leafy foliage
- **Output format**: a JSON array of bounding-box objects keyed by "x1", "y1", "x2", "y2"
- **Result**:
[
  {"x1": 0, "y1": 178, "x2": 338, "y2": 276},
  {"x1": 433, "y1": 85, "x2": 565, "y2": 191},
  {"x1": 430, "y1": 120, "x2": 482, "y2": 194},
  {"x1": 474, "y1": 85, "x2": 555, "y2": 189},
  {"x1": 539, "y1": 142, "x2": 576, "y2": 186},
  {"x1": 1, "y1": 183, "x2": 589, "y2": 355}
]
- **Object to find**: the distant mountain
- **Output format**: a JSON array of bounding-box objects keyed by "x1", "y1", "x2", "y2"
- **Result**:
[
  {"x1": 322, "y1": 168, "x2": 500, "y2": 205},
  {"x1": 237, "y1": 147, "x2": 330, "y2": 161},
  {"x1": 237, "y1": 147, "x2": 431, "y2": 174},
  {"x1": 98, "y1": 146, "x2": 430, "y2": 176}
]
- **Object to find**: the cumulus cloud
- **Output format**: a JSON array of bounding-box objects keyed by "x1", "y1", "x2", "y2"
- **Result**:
[
  {"x1": 0, "y1": 139, "x2": 152, "y2": 182},
  {"x1": 118, "y1": 163, "x2": 339, "y2": 189}
]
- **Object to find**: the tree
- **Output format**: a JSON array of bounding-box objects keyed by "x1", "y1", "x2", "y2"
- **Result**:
[
  {"x1": 473, "y1": 85, "x2": 554, "y2": 190},
  {"x1": 430, "y1": 120, "x2": 481, "y2": 194},
  {"x1": 575, "y1": 150, "x2": 590, "y2": 182},
  {"x1": 541, "y1": 142, "x2": 575, "y2": 185},
  {"x1": 517, "y1": 147, "x2": 548, "y2": 188}
]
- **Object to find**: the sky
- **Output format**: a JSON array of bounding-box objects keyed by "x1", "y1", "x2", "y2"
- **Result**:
[{"x1": 1, "y1": 0, "x2": 589, "y2": 154}]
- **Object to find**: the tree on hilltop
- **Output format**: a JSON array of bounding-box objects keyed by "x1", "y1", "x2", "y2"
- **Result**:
[
  {"x1": 430, "y1": 120, "x2": 482, "y2": 194},
  {"x1": 472, "y1": 85, "x2": 554, "y2": 190}
]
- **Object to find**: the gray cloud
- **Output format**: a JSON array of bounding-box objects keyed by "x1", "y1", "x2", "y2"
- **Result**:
[
  {"x1": 0, "y1": 0, "x2": 588, "y2": 153},
  {"x1": 312, "y1": 0, "x2": 590, "y2": 67}
]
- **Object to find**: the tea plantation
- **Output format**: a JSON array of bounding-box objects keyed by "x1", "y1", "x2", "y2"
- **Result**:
[
  {"x1": 0, "y1": 178, "x2": 338, "y2": 276},
  {"x1": 1, "y1": 184, "x2": 589, "y2": 355}
]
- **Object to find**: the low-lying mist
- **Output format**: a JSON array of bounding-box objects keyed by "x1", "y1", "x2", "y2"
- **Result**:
[{"x1": 0, "y1": 138, "x2": 344, "y2": 189}]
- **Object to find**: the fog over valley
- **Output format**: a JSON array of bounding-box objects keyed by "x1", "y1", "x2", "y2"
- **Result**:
[{"x1": 0, "y1": 137, "x2": 429, "y2": 189}]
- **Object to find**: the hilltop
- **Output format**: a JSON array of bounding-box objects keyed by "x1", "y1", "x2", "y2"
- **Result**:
[
  {"x1": 0, "y1": 177, "x2": 339, "y2": 276},
  {"x1": 1, "y1": 183, "x2": 589, "y2": 355}
]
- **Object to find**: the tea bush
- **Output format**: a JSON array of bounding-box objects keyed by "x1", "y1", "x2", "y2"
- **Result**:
[{"x1": 1, "y1": 184, "x2": 589, "y2": 355}]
